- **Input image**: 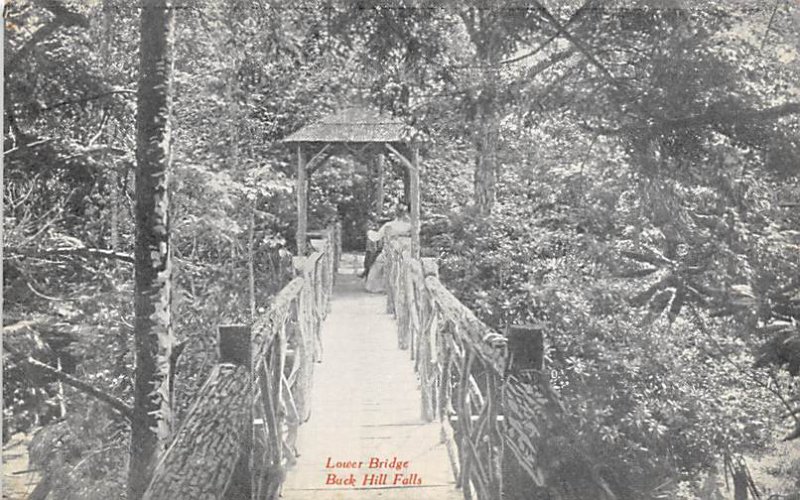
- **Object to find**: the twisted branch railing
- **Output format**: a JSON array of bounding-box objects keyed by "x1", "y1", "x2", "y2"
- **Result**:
[
  {"x1": 384, "y1": 236, "x2": 564, "y2": 500},
  {"x1": 143, "y1": 224, "x2": 339, "y2": 500},
  {"x1": 385, "y1": 236, "x2": 506, "y2": 499}
]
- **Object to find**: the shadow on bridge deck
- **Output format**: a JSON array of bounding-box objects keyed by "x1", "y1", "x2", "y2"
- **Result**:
[{"x1": 281, "y1": 255, "x2": 462, "y2": 500}]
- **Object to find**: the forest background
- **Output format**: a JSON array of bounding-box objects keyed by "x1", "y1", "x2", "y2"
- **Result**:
[{"x1": 3, "y1": 0, "x2": 800, "y2": 499}]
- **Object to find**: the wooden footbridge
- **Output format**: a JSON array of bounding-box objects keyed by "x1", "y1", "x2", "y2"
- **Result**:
[
  {"x1": 140, "y1": 225, "x2": 572, "y2": 500},
  {"x1": 141, "y1": 108, "x2": 595, "y2": 500}
]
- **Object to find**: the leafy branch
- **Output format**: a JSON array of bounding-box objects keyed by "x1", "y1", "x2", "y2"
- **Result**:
[
  {"x1": 687, "y1": 305, "x2": 800, "y2": 441},
  {"x1": 583, "y1": 102, "x2": 800, "y2": 135}
]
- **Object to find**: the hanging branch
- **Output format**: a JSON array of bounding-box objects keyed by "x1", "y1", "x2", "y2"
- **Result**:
[
  {"x1": 3, "y1": 138, "x2": 54, "y2": 156},
  {"x1": 3, "y1": 343, "x2": 135, "y2": 421},
  {"x1": 499, "y1": 0, "x2": 597, "y2": 66},
  {"x1": 6, "y1": 0, "x2": 90, "y2": 69},
  {"x1": 8, "y1": 246, "x2": 135, "y2": 264},
  {"x1": 582, "y1": 102, "x2": 800, "y2": 135},
  {"x1": 529, "y1": 0, "x2": 619, "y2": 84},
  {"x1": 35, "y1": 89, "x2": 137, "y2": 113}
]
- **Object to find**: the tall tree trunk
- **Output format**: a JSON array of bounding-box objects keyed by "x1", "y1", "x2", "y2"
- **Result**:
[
  {"x1": 474, "y1": 99, "x2": 498, "y2": 216},
  {"x1": 128, "y1": 1, "x2": 176, "y2": 498},
  {"x1": 470, "y1": 13, "x2": 500, "y2": 216}
]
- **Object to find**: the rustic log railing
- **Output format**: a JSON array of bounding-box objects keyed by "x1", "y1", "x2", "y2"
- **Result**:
[
  {"x1": 383, "y1": 236, "x2": 559, "y2": 500},
  {"x1": 143, "y1": 223, "x2": 339, "y2": 500}
]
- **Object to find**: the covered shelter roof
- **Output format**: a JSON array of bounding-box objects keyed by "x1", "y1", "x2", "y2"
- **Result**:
[
  {"x1": 282, "y1": 107, "x2": 415, "y2": 144},
  {"x1": 284, "y1": 105, "x2": 423, "y2": 259}
]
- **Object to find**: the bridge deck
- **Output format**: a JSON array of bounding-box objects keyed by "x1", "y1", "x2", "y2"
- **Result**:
[{"x1": 281, "y1": 256, "x2": 461, "y2": 499}]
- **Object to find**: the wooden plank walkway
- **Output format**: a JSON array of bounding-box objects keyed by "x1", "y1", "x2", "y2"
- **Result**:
[{"x1": 281, "y1": 256, "x2": 461, "y2": 500}]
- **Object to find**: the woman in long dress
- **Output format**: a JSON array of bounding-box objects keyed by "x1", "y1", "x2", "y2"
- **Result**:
[{"x1": 364, "y1": 205, "x2": 411, "y2": 293}]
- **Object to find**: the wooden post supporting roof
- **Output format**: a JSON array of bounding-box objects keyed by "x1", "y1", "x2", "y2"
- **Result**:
[
  {"x1": 410, "y1": 145, "x2": 421, "y2": 258},
  {"x1": 384, "y1": 142, "x2": 421, "y2": 259},
  {"x1": 375, "y1": 153, "x2": 385, "y2": 216},
  {"x1": 296, "y1": 145, "x2": 307, "y2": 256}
]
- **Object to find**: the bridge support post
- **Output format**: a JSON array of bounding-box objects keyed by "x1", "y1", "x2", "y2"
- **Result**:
[
  {"x1": 296, "y1": 145, "x2": 307, "y2": 256},
  {"x1": 292, "y1": 256, "x2": 315, "y2": 422},
  {"x1": 333, "y1": 220, "x2": 342, "y2": 276},
  {"x1": 420, "y1": 258, "x2": 439, "y2": 422},
  {"x1": 506, "y1": 324, "x2": 544, "y2": 373},
  {"x1": 218, "y1": 324, "x2": 253, "y2": 500},
  {"x1": 219, "y1": 324, "x2": 252, "y2": 366},
  {"x1": 502, "y1": 324, "x2": 546, "y2": 500},
  {"x1": 376, "y1": 154, "x2": 385, "y2": 214}
]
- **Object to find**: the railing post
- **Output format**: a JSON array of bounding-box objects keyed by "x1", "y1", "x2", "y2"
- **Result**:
[
  {"x1": 218, "y1": 324, "x2": 253, "y2": 500},
  {"x1": 419, "y1": 258, "x2": 439, "y2": 422},
  {"x1": 292, "y1": 255, "x2": 308, "y2": 359},
  {"x1": 143, "y1": 327, "x2": 253, "y2": 500},
  {"x1": 322, "y1": 229, "x2": 334, "y2": 314},
  {"x1": 219, "y1": 324, "x2": 252, "y2": 366},
  {"x1": 506, "y1": 324, "x2": 544, "y2": 374},
  {"x1": 381, "y1": 240, "x2": 397, "y2": 314},
  {"x1": 315, "y1": 254, "x2": 324, "y2": 342},
  {"x1": 398, "y1": 249, "x2": 412, "y2": 350},
  {"x1": 502, "y1": 324, "x2": 546, "y2": 500},
  {"x1": 288, "y1": 295, "x2": 311, "y2": 423},
  {"x1": 334, "y1": 221, "x2": 342, "y2": 276}
]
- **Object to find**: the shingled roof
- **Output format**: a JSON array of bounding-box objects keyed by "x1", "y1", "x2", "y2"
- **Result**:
[{"x1": 282, "y1": 106, "x2": 414, "y2": 143}]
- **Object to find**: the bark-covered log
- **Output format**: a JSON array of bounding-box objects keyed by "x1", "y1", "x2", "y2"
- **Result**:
[
  {"x1": 142, "y1": 364, "x2": 250, "y2": 500},
  {"x1": 141, "y1": 228, "x2": 338, "y2": 500},
  {"x1": 252, "y1": 278, "x2": 302, "y2": 360}
]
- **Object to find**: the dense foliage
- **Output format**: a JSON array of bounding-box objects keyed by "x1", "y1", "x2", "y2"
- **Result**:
[{"x1": 3, "y1": 0, "x2": 799, "y2": 498}]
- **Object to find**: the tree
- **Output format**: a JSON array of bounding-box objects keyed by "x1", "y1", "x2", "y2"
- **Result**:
[
  {"x1": 128, "y1": 0, "x2": 176, "y2": 497},
  {"x1": 455, "y1": 3, "x2": 548, "y2": 215},
  {"x1": 423, "y1": 1, "x2": 800, "y2": 496}
]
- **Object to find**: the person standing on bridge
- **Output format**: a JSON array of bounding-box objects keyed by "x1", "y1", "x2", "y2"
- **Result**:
[{"x1": 364, "y1": 204, "x2": 411, "y2": 293}]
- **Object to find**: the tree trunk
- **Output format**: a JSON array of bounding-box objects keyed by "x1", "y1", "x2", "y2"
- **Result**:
[
  {"x1": 129, "y1": 1, "x2": 176, "y2": 498},
  {"x1": 732, "y1": 459, "x2": 748, "y2": 500},
  {"x1": 470, "y1": 15, "x2": 500, "y2": 216},
  {"x1": 474, "y1": 102, "x2": 498, "y2": 216},
  {"x1": 474, "y1": 39, "x2": 500, "y2": 217}
]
